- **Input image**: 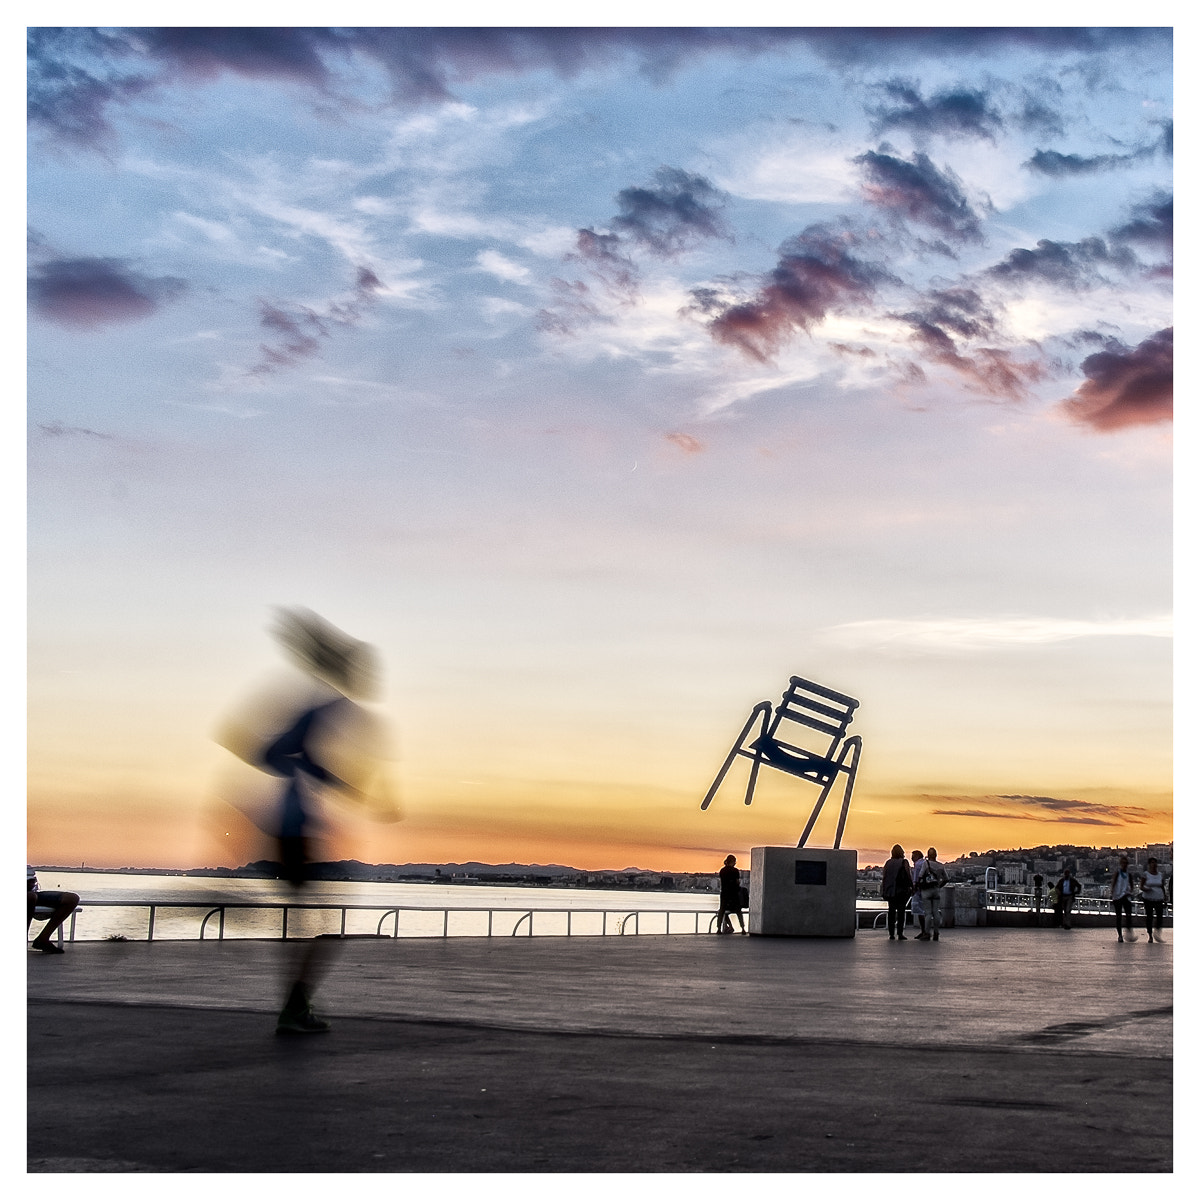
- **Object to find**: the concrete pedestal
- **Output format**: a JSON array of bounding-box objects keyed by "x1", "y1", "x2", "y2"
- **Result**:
[{"x1": 749, "y1": 846, "x2": 857, "y2": 937}]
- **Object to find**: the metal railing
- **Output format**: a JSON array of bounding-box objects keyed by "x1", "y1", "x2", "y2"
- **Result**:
[
  {"x1": 984, "y1": 888, "x2": 1170, "y2": 917},
  {"x1": 30, "y1": 900, "x2": 737, "y2": 944},
  {"x1": 44, "y1": 894, "x2": 1164, "y2": 944}
]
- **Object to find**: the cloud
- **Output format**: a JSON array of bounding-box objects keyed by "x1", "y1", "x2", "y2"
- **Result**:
[
  {"x1": 868, "y1": 79, "x2": 1004, "y2": 141},
  {"x1": 1110, "y1": 192, "x2": 1173, "y2": 255},
  {"x1": 704, "y1": 225, "x2": 891, "y2": 362},
  {"x1": 665, "y1": 432, "x2": 703, "y2": 453},
  {"x1": 855, "y1": 149, "x2": 983, "y2": 242},
  {"x1": 535, "y1": 278, "x2": 609, "y2": 335},
  {"x1": 567, "y1": 229, "x2": 640, "y2": 301},
  {"x1": 1025, "y1": 121, "x2": 1172, "y2": 177},
  {"x1": 136, "y1": 26, "x2": 336, "y2": 86},
  {"x1": 609, "y1": 168, "x2": 730, "y2": 257},
  {"x1": 1026, "y1": 150, "x2": 1133, "y2": 177},
  {"x1": 1059, "y1": 327, "x2": 1172, "y2": 431},
  {"x1": 33, "y1": 28, "x2": 1172, "y2": 149},
  {"x1": 249, "y1": 265, "x2": 385, "y2": 374},
  {"x1": 929, "y1": 793, "x2": 1153, "y2": 827},
  {"x1": 986, "y1": 237, "x2": 1136, "y2": 289},
  {"x1": 799, "y1": 27, "x2": 1169, "y2": 67},
  {"x1": 825, "y1": 614, "x2": 1172, "y2": 652},
  {"x1": 28, "y1": 256, "x2": 187, "y2": 328},
  {"x1": 893, "y1": 287, "x2": 1044, "y2": 399},
  {"x1": 475, "y1": 250, "x2": 531, "y2": 283},
  {"x1": 38, "y1": 421, "x2": 114, "y2": 439},
  {"x1": 551, "y1": 168, "x2": 730, "y2": 318}
]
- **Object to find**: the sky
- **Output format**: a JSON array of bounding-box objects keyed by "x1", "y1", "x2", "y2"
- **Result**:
[{"x1": 25, "y1": 19, "x2": 1174, "y2": 873}]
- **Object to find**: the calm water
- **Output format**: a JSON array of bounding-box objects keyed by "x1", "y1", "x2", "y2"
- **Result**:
[{"x1": 34, "y1": 870, "x2": 741, "y2": 942}]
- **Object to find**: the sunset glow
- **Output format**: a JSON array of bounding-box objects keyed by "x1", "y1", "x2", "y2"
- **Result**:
[{"x1": 27, "y1": 23, "x2": 1172, "y2": 873}]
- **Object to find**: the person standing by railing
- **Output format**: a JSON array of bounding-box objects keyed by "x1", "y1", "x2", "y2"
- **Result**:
[
  {"x1": 716, "y1": 854, "x2": 747, "y2": 934},
  {"x1": 1110, "y1": 855, "x2": 1137, "y2": 942},
  {"x1": 915, "y1": 848, "x2": 947, "y2": 940},
  {"x1": 1139, "y1": 857, "x2": 1167, "y2": 943},
  {"x1": 909, "y1": 850, "x2": 928, "y2": 939},
  {"x1": 1054, "y1": 867, "x2": 1081, "y2": 930},
  {"x1": 880, "y1": 845, "x2": 912, "y2": 940}
]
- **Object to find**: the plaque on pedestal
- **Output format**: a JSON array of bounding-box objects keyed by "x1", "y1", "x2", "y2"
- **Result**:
[{"x1": 750, "y1": 846, "x2": 857, "y2": 937}]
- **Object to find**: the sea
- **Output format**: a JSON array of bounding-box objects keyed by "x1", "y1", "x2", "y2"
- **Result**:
[{"x1": 33, "y1": 869, "x2": 827, "y2": 943}]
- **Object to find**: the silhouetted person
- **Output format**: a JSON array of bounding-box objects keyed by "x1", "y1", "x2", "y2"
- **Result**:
[
  {"x1": 909, "y1": 850, "x2": 928, "y2": 938},
  {"x1": 1055, "y1": 867, "x2": 1081, "y2": 930},
  {"x1": 1110, "y1": 855, "x2": 1137, "y2": 942},
  {"x1": 1139, "y1": 857, "x2": 1167, "y2": 942},
  {"x1": 915, "y1": 848, "x2": 947, "y2": 940},
  {"x1": 27, "y1": 866, "x2": 80, "y2": 954},
  {"x1": 880, "y1": 844, "x2": 912, "y2": 940},
  {"x1": 717, "y1": 854, "x2": 746, "y2": 934},
  {"x1": 1032, "y1": 873, "x2": 1044, "y2": 921}
]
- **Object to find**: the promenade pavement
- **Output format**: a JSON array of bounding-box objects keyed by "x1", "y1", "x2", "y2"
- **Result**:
[{"x1": 28, "y1": 926, "x2": 1172, "y2": 1173}]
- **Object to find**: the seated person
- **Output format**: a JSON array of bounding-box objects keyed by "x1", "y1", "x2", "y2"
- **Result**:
[{"x1": 27, "y1": 865, "x2": 80, "y2": 954}]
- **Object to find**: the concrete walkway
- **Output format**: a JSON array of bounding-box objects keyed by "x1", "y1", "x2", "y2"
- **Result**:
[{"x1": 28, "y1": 926, "x2": 1172, "y2": 1173}]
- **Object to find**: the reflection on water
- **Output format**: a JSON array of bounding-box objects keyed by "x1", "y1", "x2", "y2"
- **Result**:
[{"x1": 35, "y1": 871, "x2": 729, "y2": 942}]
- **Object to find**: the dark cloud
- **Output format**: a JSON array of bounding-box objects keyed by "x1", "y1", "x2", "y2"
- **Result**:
[
  {"x1": 548, "y1": 168, "x2": 730, "y2": 324},
  {"x1": 894, "y1": 288, "x2": 1044, "y2": 399},
  {"x1": 855, "y1": 150, "x2": 983, "y2": 242},
  {"x1": 798, "y1": 27, "x2": 1170, "y2": 66},
  {"x1": 30, "y1": 27, "x2": 1172, "y2": 148},
  {"x1": 250, "y1": 266, "x2": 385, "y2": 374},
  {"x1": 1025, "y1": 120, "x2": 1172, "y2": 177},
  {"x1": 705, "y1": 225, "x2": 891, "y2": 362},
  {"x1": 869, "y1": 79, "x2": 1004, "y2": 141},
  {"x1": 931, "y1": 793, "x2": 1152, "y2": 826},
  {"x1": 1110, "y1": 192, "x2": 1173, "y2": 253},
  {"x1": 137, "y1": 27, "x2": 337, "y2": 85},
  {"x1": 567, "y1": 229, "x2": 640, "y2": 301},
  {"x1": 1060, "y1": 327, "x2": 1172, "y2": 432},
  {"x1": 1016, "y1": 94, "x2": 1065, "y2": 138},
  {"x1": 933, "y1": 809, "x2": 1114, "y2": 826},
  {"x1": 28, "y1": 256, "x2": 187, "y2": 328},
  {"x1": 38, "y1": 421, "x2": 114, "y2": 439},
  {"x1": 986, "y1": 237, "x2": 1136, "y2": 288},
  {"x1": 1026, "y1": 149, "x2": 1130, "y2": 177},
  {"x1": 610, "y1": 168, "x2": 730, "y2": 257}
]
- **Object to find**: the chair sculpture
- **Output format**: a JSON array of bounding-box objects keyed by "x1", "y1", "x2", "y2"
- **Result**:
[{"x1": 700, "y1": 675, "x2": 862, "y2": 848}]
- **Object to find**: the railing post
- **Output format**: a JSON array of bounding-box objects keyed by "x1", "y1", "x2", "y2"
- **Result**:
[
  {"x1": 147, "y1": 906, "x2": 156, "y2": 942},
  {"x1": 487, "y1": 911, "x2": 493, "y2": 938},
  {"x1": 340, "y1": 909, "x2": 347, "y2": 937},
  {"x1": 219, "y1": 907, "x2": 226, "y2": 940},
  {"x1": 281, "y1": 906, "x2": 288, "y2": 940},
  {"x1": 443, "y1": 910, "x2": 449, "y2": 938}
]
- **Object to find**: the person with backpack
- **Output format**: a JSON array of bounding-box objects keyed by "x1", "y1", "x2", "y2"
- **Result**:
[
  {"x1": 915, "y1": 848, "x2": 948, "y2": 940},
  {"x1": 909, "y1": 850, "x2": 928, "y2": 938},
  {"x1": 879, "y1": 844, "x2": 913, "y2": 940}
]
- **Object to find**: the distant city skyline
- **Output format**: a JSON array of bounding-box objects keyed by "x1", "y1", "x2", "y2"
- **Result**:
[{"x1": 28, "y1": 25, "x2": 1171, "y2": 872}]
